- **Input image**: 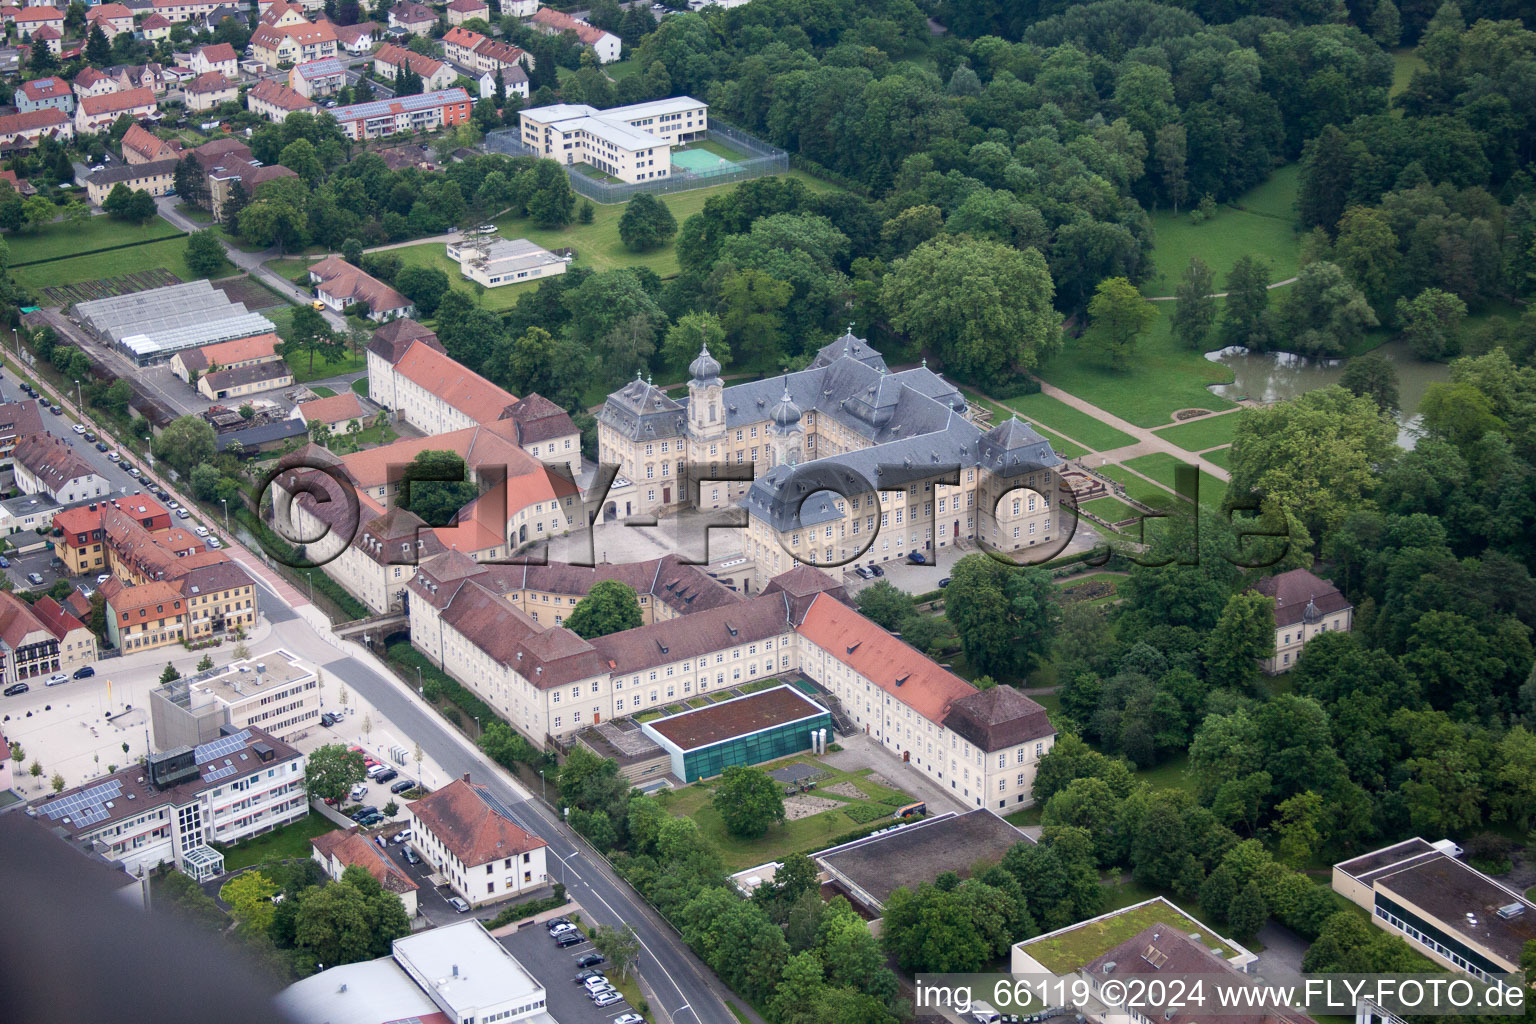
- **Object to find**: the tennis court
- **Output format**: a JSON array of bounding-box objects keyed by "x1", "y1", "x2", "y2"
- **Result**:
[{"x1": 672, "y1": 148, "x2": 738, "y2": 175}]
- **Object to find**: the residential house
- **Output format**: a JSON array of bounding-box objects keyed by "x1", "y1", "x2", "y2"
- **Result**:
[
  {"x1": 120, "y1": 122, "x2": 181, "y2": 163},
  {"x1": 183, "y1": 71, "x2": 237, "y2": 111},
  {"x1": 72, "y1": 66, "x2": 120, "y2": 99},
  {"x1": 441, "y1": 26, "x2": 529, "y2": 75},
  {"x1": 0, "y1": 108, "x2": 73, "y2": 148},
  {"x1": 200, "y1": 148, "x2": 298, "y2": 221},
  {"x1": 1253, "y1": 568, "x2": 1354, "y2": 673},
  {"x1": 405, "y1": 777, "x2": 549, "y2": 908},
  {"x1": 444, "y1": 0, "x2": 487, "y2": 27},
  {"x1": 0, "y1": 169, "x2": 33, "y2": 195},
  {"x1": 333, "y1": 20, "x2": 380, "y2": 54},
  {"x1": 83, "y1": 156, "x2": 178, "y2": 205},
  {"x1": 326, "y1": 87, "x2": 471, "y2": 141},
  {"x1": 76, "y1": 87, "x2": 158, "y2": 134},
  {"x1": 501, "y1": 0, "x2": 538, "y2": 15},
  {"x1": 288, "y1": 55, "x2": 344, "y2": 97},
  {"x1": 196, "y1": 360, "x2": 293, "y2": 400},
  {"x1": 169, "y1": 332, "x2": 281, "y2": 384},
  {"x1": 32, "y1": 727, "x2": 308, "y2": 881},
  {"x1": 138, "y1": 12, "x2": 172, "y2": 40},
  {"x1": 372, "y1": 43, "x2": 455, "y2": 92},
  {"x1": 87, "y1": 3, "x2": 136, "y2": 36},
  {"x1": 16, "y1": 75, "x2": 73, "y2": 114},
  {"x1": 386, "y1": 0, "x2": 433, "y2": 35},
  {"x1": 245, "y1": 77, "x2": 317, "y2": 121},
  {"x1": 307, "y1": 254, "x2": 413, "y2": 320},
  {"x1": 13, "y1": 433, "x2": 110, "y2": 504},
  {"x1": 249, "y1": 19, "x2": 337, "y2": 68},
  {"x1": 290, "y1": 392, "x2": 370, "y2": 434},
  {"x1": 189, "y1": 42, "x2": 238, "y2": 77},
  {"x1": 477, "y1": 66, "x2": 528, "y2": 101},
  {"x1": 0, "y1": 399, "x2": 45, "y2": 463},
  {"x1": 149, "y1": 0, "x2": 222, "y2": 23},
  {"x1": 529, "y1": 7, "x2": 620, "y2": 63},
  {"x1": 311, "y1": 829, "x2": 419, "y2": 916},
  {"x1": 257, "y1": 0, "x2": 309, "y2": 27},
  {"x1": 28, "y1": 24, "x2": 61, "y2": 53},
  {"x1": 0, "y1": 590, "x2": 84, "y2": 683},
  {"x1": 109, "y1": 63, "x2": 169, "y2": 95},
  {"x1": 13, "y1": 5, "x2": 63, "y2": 42},
  {"x1": 30, "y1": 595, "x2": 97, "y2": 676}
]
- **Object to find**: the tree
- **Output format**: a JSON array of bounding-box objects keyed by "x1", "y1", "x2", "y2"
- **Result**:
[
  {"x1": 51, "y1": 772, "x2": 65, "y2": 793},
  {"x1": 304, "y1": 743, "x2": 367, "y2": 805},
  {"x1": 1202, "y1": 591, "x2": 1276, "y2": 693},
  {"x1": 382, "y1": 799, "x2": 398, "y2": 817},
  {"x1": 223, "y1": 870, "x2": 278, "y2": 933},
  {"x1": 29, "y1": 760, "x2": 42, "y2": 779},
  {"x1": 1226, "y1": 880, "x2": 1268, "y2": 942},
  {"x1": 618, "y1": 193, "x2": 678, "y2": 252},
  {"x1": 1278, "y1": 261, "x2": 1378, "y2": 358},
  {"x1": 1396, "y1": 287, "x2": 1467, "y2": 361},
  {"x1": 659, "y1": 311, "x2": 727, "y2": 374},
  {"x1": 564, "y1": 579, "x2": 643, "y2": 639},
  {"x1": 592, "y1": 923, "x2": 641, "y2": 979},
  {"x1": 294, "y1": 868, "x2": 410, "y2": 966},
  {"x1": 882, "y1": 234, "x2": 1058, "y2": 383},
  {"x1": 944, "y1": 554, "x2": 1058, "y2": 678},
  {"x1": 1368, "y1": 0, "x2": 1401, "y2": 46},
  {"x1": 153, "y1": 416, "x2": 217, "y2": 478},
  {"x1": 1229, "y1": 386, "x2": 1398, "y2": 541},
  {"x1": 1339, "y1": 352, "x2": 1400, "y2": 413},
  {"x1": 397, "y1": 449, "x2": 477, "y2": 527},
  {"x1": 855, "y1": 581, "x2": 916, "y2": 632},
  {"x1": 85, "y1": 23, "x2": 111, "y2": 65},
  {"x1": 394, "y1": 265, "x2": 449, "y2": 317},
  {"x1": 1273, "y1": 791, "x2": 1325, "y2": 868},
  {"x1": 525, "y1": 160, "x2": 575, "y2": 228},
  {"x1": 196, "y1": 654, "x2": 214, "y2": 672},
  {"x1": 1153, "y1": 124, "x2": 1188, "y2": 213},
  {"x1": 286, "y1": 305, "x2": 341, "y2": 375},
  {"x1": 103, "y1": 183, "x2": 155, "y2": 224},
  {"x1": 1219, "y1": 256, "x2": 1273, "y2": 350},
  {"x1": 1083, "y1": 276, "x2": 1157, "y2": 369},
  {"x1": 1200, "y1": 864, "x2": 1238, "y2": 923},
  {"x1": 712, "y1": 765, "x2": 785, "y2": 838},
  {"x1": 1171, "y1": 257, "x2": 1216, "y2": 350},
  {"x1": 341, "y1": 238, "x2": 364, "y2": 267},
  {"x1": 185, "y1": 229, "x2": 227, "y2": 277},
  {"x1": 715, "y1": 268, "x2": 791, "y2": 365},
  {"x1": 29, "y1": 37, "x2": 57, "y2": 74},
  {"x1": 160, "y1": 663, "x2": 181, "y2": 684}
]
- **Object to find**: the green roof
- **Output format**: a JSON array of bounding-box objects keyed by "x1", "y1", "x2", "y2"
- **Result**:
[{"x1": 1017, "y1": 899, "x2": 1237, "y2": 974}]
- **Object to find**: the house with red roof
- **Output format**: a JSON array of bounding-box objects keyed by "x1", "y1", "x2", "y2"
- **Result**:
[
  {"x1": 0, "y1": 106, "x2": 74, "y2": 148},
  {"x1": 86, "y1": 2, "x2": 135, "y2": 36},
  {"x1": 530, "y1": 6, "x2": 619, "y2": 63},
  {"x1": 13, "y1": 5, "x2": 63, "y2": 40},
  {"x1": 445, "y1": 0, "x2": 487, "y2": 27},
  {"x1": 308, "y1": 255, "x2": 413, "y2": 321},
  {"x1": 189, "y1": 41, "x2": 238, "y2": 77},
  {"x1": 72, "y1": 66, "x2": 120, "y2": 99},
  {"x1": 245, "y1": 77, "x2": 318, "y2": 121},
  {"x1": 120, "y1": 122, "x2": 181, "y2": 164},
  {"x1": 28, "y1": 23, "x2": 61, "y2": 53},
  {"x1": 15, "y1": 75, "x2": 72, "y2": 114},
  {"x1": 183, "y1": 70, "x2": 236, "y2": 111},
  {"x1": 75, "y1": 86, "x2": 157, "y2": 134},
  {"x1": 138, "y1": 12, "x2": 173, "y2": 40},
  {"x1": 311, "y1": 829, "x2": 419, "y2": 916},
  {"x1": 405, "y1": 776, "x2": 549, "y2": 907}
]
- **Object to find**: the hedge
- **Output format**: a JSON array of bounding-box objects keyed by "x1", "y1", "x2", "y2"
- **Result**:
[{"x1": 485, "y1": 885, "x2": 568, "y2": 930}]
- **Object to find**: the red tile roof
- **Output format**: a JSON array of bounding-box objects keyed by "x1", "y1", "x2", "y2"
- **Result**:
[
  {"x1": 18, "y1": 75, "x2": 67, "y2": 101},
  {"x1": 295, "y1": 391, "x2": 368, "y2": 426},
  {"x1": 307, "y1": 255, "x2": 411, "y2": 315},
  {"x1": 80, "y1": 87, "x2": 157, "y2": 116},
  {"x1": 0, "y1": 107, "x2": 70, "y2": 134},
  {"x1": 0, "y1": 590, "x2": 52, "y2": 650},
  {"x1": 312, "y1": 829, "x2": 419, "y2": 895},
  {"x1": 391, "y1": 336, "x2": 515, "y2": 424},
  {"x1": 186, "y1": 71, "x2": 233, "y2": 94},
  {"x1": 407, "y1": 778, "x2": 547, "y2": 867},
  {"x1": 374, "y1": 42, "x2": 446, "y2": 79},
  {"x1": 530, "y1": 7, "x2": 611, "y2": 46},
  {"x1": 14, "y1": 6, "x2": 62, "y2": 23},
  {"x1": 195, "y1": 42, "x2": 237, "y2": 63},
  {"x1": 1253, "y1": 568, "x2": 1352, "y2": 628},
  {"x1": 248, "y1": 78, "x2": 317, "y2": 112},
  {"x1": 30, "y1": 595, "x2": 87, "y2": 641}
]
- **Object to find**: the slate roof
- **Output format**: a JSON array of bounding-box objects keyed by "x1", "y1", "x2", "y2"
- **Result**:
[
  {"x1": 942, "y1": 685, "x2": 1054, "y2": 752},
  {"x1": 503, "y1": 392, "x2": 575, "y2": 446}
]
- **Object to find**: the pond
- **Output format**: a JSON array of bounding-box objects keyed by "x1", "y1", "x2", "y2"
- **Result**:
[{"x1": 1205, "y1": 339, "x2": 1451, "y2": 447}]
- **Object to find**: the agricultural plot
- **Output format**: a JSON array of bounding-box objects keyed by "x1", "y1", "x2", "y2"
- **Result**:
[{"x1": 40, "y1": 268, "x2": 182, "y2": 307}]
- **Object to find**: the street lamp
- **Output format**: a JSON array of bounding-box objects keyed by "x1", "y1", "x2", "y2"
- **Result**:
[
  {"x1": 143, "y1": 437, "x2": 154, "y2": 470},
  {"x1": 73, "y1": 379, "x2": 81, "y2": 412},
  {"x1": 306, "y1": 571, "x2": 313, "y2": 600},
  {"x1": 538, "y1": 769, "x2": 546, "y2": 803},
  {"x1": 220, "y1": 498, "x2": 229, "y2": 530}
]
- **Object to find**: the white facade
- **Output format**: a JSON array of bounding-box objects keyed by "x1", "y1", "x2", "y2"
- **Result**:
[
  {"x1": 446, "y1": 236, "x2": 567, "y2": 289},
  {"x1": 519, "y1": 96, "x2": 707, "y2": 184},
  {"x1": 14, "y1": 461, "x2": 110, "y2": 505}
]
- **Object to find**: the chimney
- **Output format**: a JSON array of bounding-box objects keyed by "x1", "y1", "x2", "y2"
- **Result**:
[
  {"x1": 451, "y1": 964, "x2": 459, "y2": 977},
  {"x1": 462, "y1": 771, "x2": 470, "y2": 783}
]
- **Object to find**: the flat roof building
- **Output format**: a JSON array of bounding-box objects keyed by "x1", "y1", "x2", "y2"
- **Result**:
[
  {"x1": 1334, "y1": 838, "x2": 1535, "y2": 981},
  {"x1": 814, "y1": 809, "x2": 1031, "y2": 913},
  {"x1": 150, "y1": 648, "x2": 320, "y2": 747},
  {"x1": 640, "y1": 684, "x2": 831, "y2": 782},
  {"x1": 519, "y1": 95, "x2": 707, "y2": 183},
  {"x1": 445, "y1": 235, "x2": 567, "y2": 289}
]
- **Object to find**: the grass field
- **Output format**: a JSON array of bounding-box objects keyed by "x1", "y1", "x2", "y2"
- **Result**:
[
  {"x1": 216, "y1": 815, "x2": 336, "y2": 872},
  {"x1": 998, "y1": 392, "x2": 1137, "y2": 452},
  {"x1": 1079, "y1": 495, "x2": 1142, "y2": 524},
  {"x1": 1202, "y1": 446, "x2": 1232, "y2": 470},
  {"x1": 1099, "y1": 463, "x2": 1177, "y2": 508},
  {"x1": 13, "y1": 235, "x2": 206, "y2": 293},
  {"x1": 1038, "y1": 314, "x2": 1238, "y2": 428},
  {"x1": 573, "y1": 162, "x2": 623, "y2": 184},
  {"x1": 657, "y1": 758, "x2": 914, "y2": 871},
  {"x1": 961, "y1": 389, "x2": 1089, "y2": 458},
  {"x1": 1391, "y1": 50, "x2": 1425, "y2": 101},
  {"x1": 7, "y1": 215, "x2": 182, "y2": 265},
  {"x1": 309, "y1": 386, "x2": 336, "y2": 397},
  {"x1": 1152, "y1": 413, "x2": 1238, "y2": 452},
  {"x1": 1123, "y1": 453, "x2": 1227, "y2": 508},
  {"x1": 1140, "y1": 165, "x2": 1302, "y2": 298},
  {"x1": 265, "y1": 305, "x2": 369, "y2": 384},
  {"x1": 350, "y1": 377, "x2": 369, "y2": 396}
]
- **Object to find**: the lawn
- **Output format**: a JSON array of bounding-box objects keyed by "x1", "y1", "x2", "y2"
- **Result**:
[
  {"x1": 7, "y1": 215, "x2": 182, "y2": 265},
  {"x1": 216, "y1": 814, "x2": 337, "y2": 872},
  {"x1": 1140, "y1": 164, "x2": 1302, "y2": 298},
  {"x1": 1391, "y1": 50, "x2": 1425, "y2": 100},
  {"x1": 1134, "y1": 752, "x2": 1200, "y2": 794},
  {"x1": 175, "y1": 203, "x2": 214, "y2": 225},
  {"x1": 572, "y1": 162, "x2": 623, "y2": 184},
  {"x1": 656, "y1": 757, "x2": 914, "y2": 871},
  {"x1": 388, "y1": 242, "x2": 537, "y2": 312},
  {"x1": 1037, "y1": 314, "x2": 1238, "y2": 428},
  {"x1": 1202, "y1": 446, "x2": 1232, "y2": 470},
  {"x1": 1098, "y1": 463, "x2": 1176, "y2": 508},
  {"x1": 1020, "y1": 893, "x2": 1234, "y2": 972},
  {"x1": 960, "y1": 388, "x2": 1088, "y2": 458},
  {"x1": 1153, "y1": 413, "x2": 1238, "y2": 452},
  {"x1": 996, "y1": 392, "x2": 1137, "y2": 452},
  {"x1": 350, "y1": 377, "x2": 369, "y2": 396},
  {"x1": 603, "y1": 59, "x2": 640, "y2": 82},
  {"x1": 13, "y1": 235, "x2": 207, "y2": 293},
  {"x1": 309, "y1": 385, "x2": 336, "y2": 397},
  {"x1": 1123, "y1": 453, "x2": 1228, "y2": 509},
  {"x1": 1079, "y1": 495, "x2": 1142, "y2": 525},
  {"x1": 289, "y1": 347, "x2": 367, "y2": 385}
]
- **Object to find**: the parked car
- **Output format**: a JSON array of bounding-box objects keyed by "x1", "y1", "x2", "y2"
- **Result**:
[
  {"x1": 0, "y1": 557, "x2": 8, "y2": 568},
  {"x1": 106, "y1": 451, "x2": 120, "y2": 461},
  {"x1": 554, "y1": 931, "x2": 584, "y2": 947},
  {"x1": 366, "y1": 763, "x2": 391, "y2": 779},
  {"x1": 350, "y1": 805, "x2": 379, "y2": 821},
  {"x1": 546, "y1": 917, "x2": 572, "y2": 932},
  {"x1": 906, "y1": 551, "x2": 927, "y2": 564},
  {"x1": 49, "y1": 404, "x2": 62, "y2": 415},
  {"x1": 574, "y1": 969, "x2": 604, "y2": 984},
  {"x1": 549, "y1": 922, "x2": 577, "y2": 935},
  {"x1": 389, "y1": 778, "x2": 416, "y2": 794},
  {"x1": 194, "y1": 526, "x2": 210, "y2": 537},
  {"x1": 207, "y1": 537, "x2": 222, "y2": 548},
  {"x1": 402, "y1": 847, "x2": 420, "y2": 865},
  {"x1": 583, "y1": 975, "x2": 611, "y2": 992},
  {"x1": 25, "y1": 573, "x2": 43, "y2": 586},
  {"x1": 615, "y1": 1015, "x2": 646, "y2": 1024},
  {"x1": 71, "y1": 424, "x2": 85, "y2": 435},
  {"x1": 84, "y1": 431, "x2": 97, "y2": 442},
  {"x1": 852, "y1": 565, "x2": 871, "y2": 579},
  {"x1": 374, "y1": 768, "x2": 398, "y2": 783},
  {"x1": 575, "y1": 952, "x2": 605, "y2": 969},
  {"x1": 44, "y1": 672, "x2": 68, "y2": 686},
  {"x1": 356, "y1": 812, "x2": 384, "y2": 827},
  {"x1": 73, "y1": 666, "x2": 94, "y2": 679},
  {"x1": 321, "y1": 712, "x2": 340, "y2": 727},
  {"x1": 868, "y1": 564, "x2": 884, "y2": 576},
  {"x1": 390, "y1": 829, "x2": 412, "y2": 844},
  {"x1": 938, "y1": 576, "x2": 951, "y2": 587},
  {"x1": 448, "y1": 897, "x2": 470, "y2": 913},
  {"x1": 96, "y1": 574, "x2": 111, "y2": 585},
  {"x1": 94, "y1": 440, "x2": 108, "y2": 452},
  {"x1": 593, "y1": 991, "x2": 623, "y2": 1007},
  {"x1": 176, "y1": 509, "x2": 190, "y2": 519},
  {"x1": 4, "y1": 682, "x2": 28, "y2": 696},
  {"x1": 349, "y1": 783, "x2": 368, "y2": 801},
  {"x1": 127, "y1": 467, "x2": 141, "y2": 478}
]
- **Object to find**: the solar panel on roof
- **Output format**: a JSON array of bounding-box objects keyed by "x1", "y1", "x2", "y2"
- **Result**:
[
  {"x1": 204, "y1": 764, "x2": 239, "y2": 783},
  {"x1": 195, "y1": 729, "x2": 252, "y2": 764},
  {"x1": 39, "y1": 779, "x2": 123, "y2": 823}
]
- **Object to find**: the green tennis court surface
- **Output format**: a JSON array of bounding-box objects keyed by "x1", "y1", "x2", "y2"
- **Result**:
[{"x1": 672, "y1": 149, "x2": 737, "y2": 173}]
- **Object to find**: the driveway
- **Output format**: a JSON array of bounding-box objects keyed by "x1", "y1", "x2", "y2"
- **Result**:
[
  {"x1": 153, "y1": 198, "x2": 347, "y2": 331},
  {"x1": 500, "y1": 923, "x2": 643, "y2": 1024}
]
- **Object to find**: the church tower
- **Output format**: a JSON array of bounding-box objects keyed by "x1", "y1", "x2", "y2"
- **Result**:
[
  {"x1": 769, "y1": 380, "x2": 803, "y2": 468},
  {"x1": 686, "y1": 343, "x2": 724, "y2": 442}
]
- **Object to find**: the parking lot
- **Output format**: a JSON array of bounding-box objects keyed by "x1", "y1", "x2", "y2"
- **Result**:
[{"x1": 499, "y1": 923, "x2": 643, "y2": 1024}]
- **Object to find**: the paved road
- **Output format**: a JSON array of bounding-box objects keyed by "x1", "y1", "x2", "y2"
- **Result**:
[{"x1": 153, "y1": 197, "x2": 348, "y2": 331}]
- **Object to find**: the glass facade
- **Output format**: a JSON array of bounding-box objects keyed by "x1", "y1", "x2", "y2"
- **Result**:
[
  {"x1": 679, "y1": 712, "x2": 832, "y2": 782},
  {"x1": 1374, "y1": 892, "x2": 1508, "y2": 980}
]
